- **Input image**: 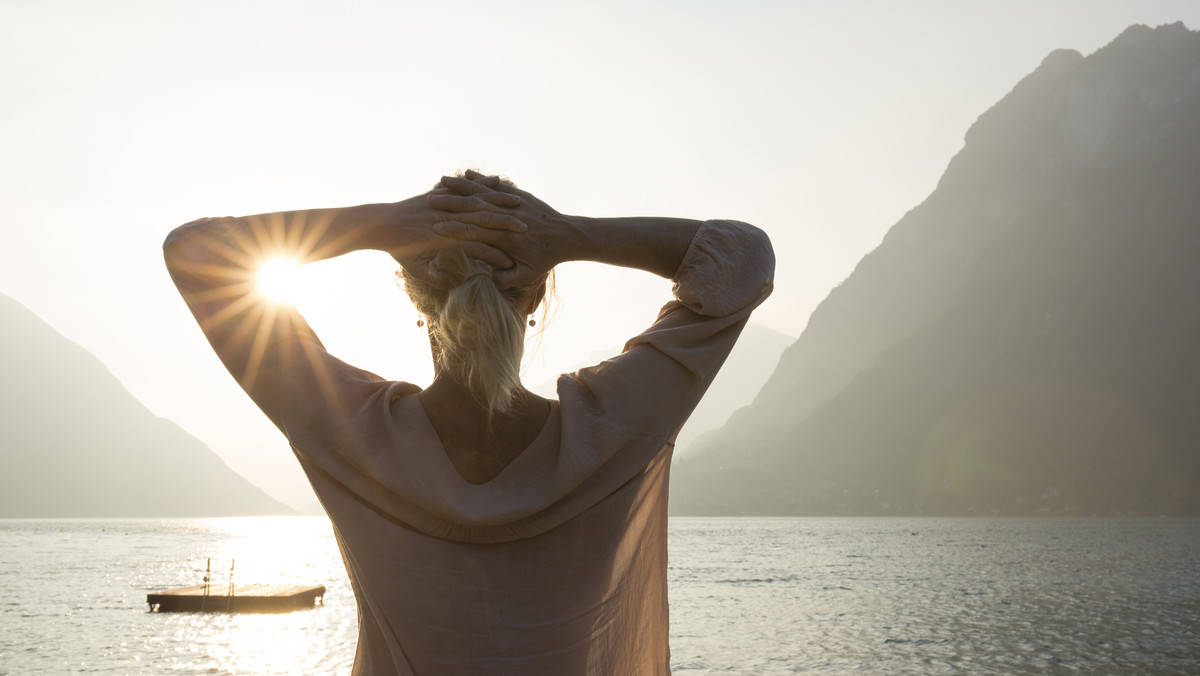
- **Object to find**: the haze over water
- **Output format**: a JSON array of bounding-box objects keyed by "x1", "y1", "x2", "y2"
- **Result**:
[
  {"x1": 5, "y1": 2, "x2": 1200, "y2": 511},
  {"x1": 3, "y1": 516, "x2": 1198, "y2": 675},
  {"x1": 5, "y1": 4, "x2": 1200, "y2": 674}
]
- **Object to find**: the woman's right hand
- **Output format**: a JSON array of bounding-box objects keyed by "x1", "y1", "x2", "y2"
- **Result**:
[{"x1": 428, "y1": 172, "x2": 584, "y2": 289}]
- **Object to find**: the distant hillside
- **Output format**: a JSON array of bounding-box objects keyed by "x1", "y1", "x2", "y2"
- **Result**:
[
  {"x1": 531, "y1": 322, "x2": 794, "y2": 453},
  {"x1": 672, "y1": 22, "x2": 1200, "y2": 516},
  {"x1": 0, "y1": 293, "x2": 293, "y2": 517}
]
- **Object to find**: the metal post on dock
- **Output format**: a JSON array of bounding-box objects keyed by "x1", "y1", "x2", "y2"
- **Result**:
[
  {"x1": 226, "y1": 559, "x2": 235, "y2": 611},
  {"x1": 201, "y1": 558, "x2": 211, "y2": 612}
]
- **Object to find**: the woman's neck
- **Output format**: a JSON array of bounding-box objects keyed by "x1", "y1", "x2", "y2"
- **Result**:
[{"x1": 418, "y1": 374, "x2": 552, "y2": 484}]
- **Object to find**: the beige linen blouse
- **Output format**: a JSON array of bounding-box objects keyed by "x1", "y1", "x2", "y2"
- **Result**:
[{"x1": 253, "y1": 220, "x2": 773, "y2": 675}]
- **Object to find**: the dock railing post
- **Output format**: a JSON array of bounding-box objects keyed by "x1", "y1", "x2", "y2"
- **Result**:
[
  {"x1": 226, "y1": 559, "x2": 235, "y2": 611},
  {"x1": 201, "y1": 557, "x2": 211, "y2": 612}
]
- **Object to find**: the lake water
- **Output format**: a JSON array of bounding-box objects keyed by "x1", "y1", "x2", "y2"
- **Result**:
[{"x1": 1, "y1": 517, "x2": 1198, "y2": 675}]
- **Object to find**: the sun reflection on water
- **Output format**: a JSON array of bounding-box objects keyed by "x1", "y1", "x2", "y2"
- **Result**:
[
  {"x1": 159, "y1": 517, "x2": 357, "y2": 675},
  {"x1": 198, "y1": 516, "x2": 333, "y2": 585}
]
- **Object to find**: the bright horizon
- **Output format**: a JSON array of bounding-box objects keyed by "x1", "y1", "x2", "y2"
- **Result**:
[{"x1": 3, "y1": 1, "x2": 1199, "y2": 511}]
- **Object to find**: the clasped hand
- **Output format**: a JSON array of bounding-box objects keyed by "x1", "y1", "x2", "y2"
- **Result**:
[{"x1": 424, "y1": 170, "x2": 575, "y2": 289}]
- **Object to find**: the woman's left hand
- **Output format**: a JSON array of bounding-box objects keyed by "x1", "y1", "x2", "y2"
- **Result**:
[
  {"x1": 426, "y1": 172, "x2": 583, "y2": 289},
  {"x1": 427, "y1": 174, "x2": 522, "y2": 212},
  {"x1": 385, "y1": 193, "x2": 525, "y2": 287}
]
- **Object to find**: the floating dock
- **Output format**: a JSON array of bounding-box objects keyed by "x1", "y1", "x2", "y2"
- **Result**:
[
  {"x1": 148, "y1": 558, "x2": 324, "y2": 613},
  {"x1": 147, "y1": 583, "x2": 326, "y2": 613}
]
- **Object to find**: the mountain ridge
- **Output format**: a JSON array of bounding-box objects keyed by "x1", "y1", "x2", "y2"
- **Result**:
[
  {"x1": 672, "y1": 22, "x2": 1200, "y2": 516},
  {"x1": 0, "y1": 293, "x2": 293, "y2": 517}
]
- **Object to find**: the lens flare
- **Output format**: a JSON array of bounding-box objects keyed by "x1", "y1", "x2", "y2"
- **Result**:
[{"x1": 256, "y1": 258, "x2": 303, "y2": 304}]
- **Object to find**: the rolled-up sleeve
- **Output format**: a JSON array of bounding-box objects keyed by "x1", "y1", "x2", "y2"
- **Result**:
[
  {"x1": 565, "y1": 219, "x2": 774, "y2": 443},
  {"x1": 672, "y1": 219, "x2": 775, "y2": 317}
]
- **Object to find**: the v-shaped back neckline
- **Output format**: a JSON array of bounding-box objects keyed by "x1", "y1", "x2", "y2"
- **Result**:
[{"x1": 406, "y1": 393, "x2": 559, "y2": 488}]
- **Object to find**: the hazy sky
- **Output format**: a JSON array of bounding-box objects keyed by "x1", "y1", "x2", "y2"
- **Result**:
[{"x1": 3, "y1": 1, "x2": 1198, "y2": 510}]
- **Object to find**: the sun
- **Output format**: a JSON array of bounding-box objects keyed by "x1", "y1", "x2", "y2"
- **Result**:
[{"x1": 256, "y1": 257, "x2": 304, "y2": 304}]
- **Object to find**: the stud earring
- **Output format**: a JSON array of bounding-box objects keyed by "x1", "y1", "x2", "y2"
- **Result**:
[
  {"x1": 528, "y1": 319, "x2": 536, "y2": 327},
  {"x1": 417, "y1": 318, "x2": 425, "y2": 328}
]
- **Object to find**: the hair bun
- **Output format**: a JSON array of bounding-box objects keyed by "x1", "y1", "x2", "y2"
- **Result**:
[
  {"x1": 433, "y1": 246, "x2": 494, "y2": 287},
  {"x1": 465, "y1": 264, "x2": 493, "y2": 281}
]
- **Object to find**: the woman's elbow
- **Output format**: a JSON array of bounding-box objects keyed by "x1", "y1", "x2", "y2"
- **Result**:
[
  {"x1": 162, "y1": 217, "x2": 237, "y2": 283},
  {"x1": 727, "y1": 220, "x2": 776, "y2": 285}
]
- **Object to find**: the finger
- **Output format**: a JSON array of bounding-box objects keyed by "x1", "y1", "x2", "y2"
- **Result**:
[
  {"x1": 440, "y1": 175, "x2": 487, "y2": 195},
  {"x1": 427, "y1": 194, "x2": 496, "y2": 213},
  {"x1": 480, "y1": 191, "x2": 521, "y2": 207},
  {"x1": 463, "y1": 169, "x2": 497, "y2": 187},
  {"x1": 458, "y1": 210, "x2": 527, "y2": 232},
  {"x1": 433, "y1": 221, "x2": 514, "y2": 246},
  {"x1": 486, "y1": 176, "x2": 517, "y2": 193},
  {"x1": 493, "y1": 266, "x2": 538, "y2": 290},
  {"x1": 460, "y1": 241, "x2": 513, "y2": 270},
  {"x1": 401, "y1": 257, "x2": 454, "y2": 289},
  {"x1": 464, "y1": 169, "x2": 514, "y2": 193}
]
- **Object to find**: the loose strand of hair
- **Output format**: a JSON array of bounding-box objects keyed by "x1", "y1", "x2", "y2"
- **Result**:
[{"x1": 437, "y1": 266, "x2": 526, "y2": 418}]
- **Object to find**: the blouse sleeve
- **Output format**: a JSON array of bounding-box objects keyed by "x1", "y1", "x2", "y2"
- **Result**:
[
  {"x1": 164, "y1": 217, "x2": 393, "y2": 443},
  {"x1": 561, "y1": 219, "x2": 775, "y2": 444}
]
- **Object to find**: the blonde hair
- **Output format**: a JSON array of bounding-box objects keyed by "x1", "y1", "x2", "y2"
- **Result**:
[{"x1": 403, "y1": 246, "x2": 546, "y2": 418}]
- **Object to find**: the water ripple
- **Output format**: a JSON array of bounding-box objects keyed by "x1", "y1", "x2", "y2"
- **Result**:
[{"x1": 3, "y1": 517, "x2": 1199, "y2": 674}]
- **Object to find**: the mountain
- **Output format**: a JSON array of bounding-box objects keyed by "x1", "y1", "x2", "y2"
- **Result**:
[
  {"x1": 0, "y1": 293, "x2": 293, "y2": 517},
  {"x1": 671, "y1": 22, "x2": 1200, "y2": 516},
  {"x1": 531, "y1": 322, "x2": 794, "y2": 453}
]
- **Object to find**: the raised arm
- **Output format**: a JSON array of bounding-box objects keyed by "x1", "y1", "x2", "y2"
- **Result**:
[
  {"x1": 429, "y1": 173, "x2": 705, "y2": 289},
  {"x1": 428, "y1": 173, "x2": 773, "y2": 311},
  {"x1": 164, "y1": 195, "x2": 522, "y2": 288},
  {"x1": 431, "y1": 172, "x2": 774, "y2": 450},
  {"x1": 163, "y1": 192, "x2": 522, "y2": 407}
]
